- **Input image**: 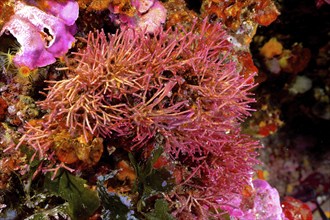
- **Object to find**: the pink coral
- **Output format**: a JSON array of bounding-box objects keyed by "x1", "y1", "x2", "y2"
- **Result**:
[
  {"x1": 109, "y1": 0, "x2": 166, "y2": 33},
  {"x1": 0, "y1": 0, "x2": 78, "y2": 69}
]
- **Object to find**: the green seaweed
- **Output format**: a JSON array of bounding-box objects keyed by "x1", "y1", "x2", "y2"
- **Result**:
[{"x1": 44, "y1": 170, "x2": 100, "y2": 220}]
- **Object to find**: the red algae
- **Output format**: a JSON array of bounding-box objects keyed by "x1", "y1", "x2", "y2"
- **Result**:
[{"x1": 14, "y1": 19, "x2": 262, "y2": 219}]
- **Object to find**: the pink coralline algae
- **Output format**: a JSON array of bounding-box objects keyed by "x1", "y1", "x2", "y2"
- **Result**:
[
  {"x1": 0, "y1": 0, "x2": 78, "y2": 69},
  {"x1": 251, "y1": 179, "x2": 285, "y2": 219},
  {"x1": 223, "y1": 179, "x2": 285, "y2": 220},
  {"x1": 109, "y1": 0, "x2": 167, "y2": 33}
]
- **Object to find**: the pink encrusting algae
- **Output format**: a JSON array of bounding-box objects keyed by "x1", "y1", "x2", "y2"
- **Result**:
[{"x1": 222, "y1": 179, "x2": 286, "y2": 219}]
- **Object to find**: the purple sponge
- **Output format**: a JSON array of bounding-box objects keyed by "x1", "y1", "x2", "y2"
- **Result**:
[{"x1": 0, "y1": 0, "x2": 79, "y2": 69}]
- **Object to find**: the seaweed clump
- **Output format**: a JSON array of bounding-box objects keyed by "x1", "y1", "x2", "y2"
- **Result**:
[{"x1": 14, "y1": 19, "x2": 262, "y2": 219}]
